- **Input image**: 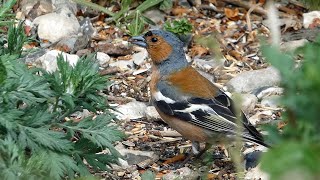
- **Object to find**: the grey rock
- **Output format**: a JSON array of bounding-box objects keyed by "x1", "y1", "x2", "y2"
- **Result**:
[
  {"x1": 197, "y1": 70, "x2": 216, "y2": 84},
  {"x1": 145, "y1": 106, "x2": 161, "y2": 121},
  {"x1": 226, "y1": 67, "x2": 281, "y2": 93},
  {"x1": 115, "y1": 101, "x2": 147, "y2": 120},
  {"x1": 54, "y1": 34, "x2": 89, "y2": 53},
  {"x1": 33, "y1": 7, "x2": 80, "y2": 42},
  {"x1": 132, "y1": 49, "x2": 148, "y2": 66},
  {"x1": 253, "y1": 86, "x2": 284, "y2": 100},
  {"x1": 237, "y1": 93, "x2": 258, "y2": 114},
  {"x1": 194, "y1": 57, "x2": 223, "y2": 71},
  {"x1": 280, "y1": 39, "x2": 308, "y2": 52},
  {"x1": 96, "y1": 52, "x2": 111, "y2": 66},
  {"x1": 162, "y1": 167, "x2": 198, "y2": 180},
  {"x1": 19, "y1": 0, "x2": 53, "y2": 20},
  {"x1": 19, "y1": 49, "x2": 47, "y2": 64},
  {"x1": 109, "y1": 60, "x2": 134, "y2": 71},
  {"x1": 261, "y1": 95, "x2": 281, "y2": 108},
  {"x1": 35, "y1": 50, "x2": 79, "y2": 72},
  {"x1": 79, "y1": 17, "x2": 95, "y2": 38},
  {"x1": 115, "y1": 144, "x2": 158, "y2": 166},
  {"x1": 244, "y1": 151, "x2": 262, "y2": 170},
  {"x1": 53, "y1": 0, "x2": 77, "y2": 14}
]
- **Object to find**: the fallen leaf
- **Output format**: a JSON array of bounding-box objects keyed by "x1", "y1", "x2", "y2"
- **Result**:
[
  {"x1": 172, "y1": 7, "x2": 189, "y2": 16},
  {"x1": 224, "y1": 8, "x2": 240, "y2": 21},
  {"x1": 190, "y1": 45, "x2": 209, "y2": 57},
  {"x1": 163, "y1": 154, "x2": 186, "y2": 165}
]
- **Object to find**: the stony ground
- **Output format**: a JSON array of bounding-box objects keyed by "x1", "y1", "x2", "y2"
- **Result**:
[{"x1": 15, "y1": 0, "x2": 320, "y2": 179}]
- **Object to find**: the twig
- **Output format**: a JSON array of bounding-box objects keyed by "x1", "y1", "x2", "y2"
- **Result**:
[
  {"x1": 100, "y1": 67, "x2": 120, "y2": 75},
  {"x1": 222, "y1": 0, "x2": 267, "y2": 17},
  {"x1": 246, "y1": 3, "x2": 263, "y2": 32}
]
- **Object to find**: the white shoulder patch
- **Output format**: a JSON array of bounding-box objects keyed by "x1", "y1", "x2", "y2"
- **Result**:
[{"x1": 153, "y1": 91, "x2": 175, "y2": 104}]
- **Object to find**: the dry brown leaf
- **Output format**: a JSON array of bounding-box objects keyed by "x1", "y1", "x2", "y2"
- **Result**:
[
  {"x1": 172, "y1": 7, "x2": 189, "y2": 16},
  {"x1": 190, "y1": 45, "x2": 209, "y2": 57},
  {"x1": 163, "y1": 154, "x2": 186, "y2": 165},
  {"x1": 228, "y1": 50, "x2": 242, "y2": 60},
  {"x1": 224, "y1": 8, "x2": 240, "y2": 20},
  {"x1": 277, "y1": 121, "x2": 287, "y2": 129},
  {"x1": 207, "y1": 173, "x2": 218, "y2": 180}
]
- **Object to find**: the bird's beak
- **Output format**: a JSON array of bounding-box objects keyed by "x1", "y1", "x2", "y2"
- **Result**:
[{"x1": 129, "y1": 35, "x2": 147, "y2": 48}]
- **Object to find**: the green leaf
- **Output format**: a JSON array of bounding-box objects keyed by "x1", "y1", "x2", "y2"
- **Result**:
[
  {"x1": 141, "y1": 170, "x2": 156, "y2": 180},
  {"x1": 160, "y1": 0, "x2": 173, "y2": 11},
  {"x1": 261, "y1": 142, "x2": 320, "y2": 180},
  {"x1": 0, "y1": 58, "x2": 6, "y2": 84},
  {"x1": 135, "y1": 0, "x2": 163, "y2": 13}
]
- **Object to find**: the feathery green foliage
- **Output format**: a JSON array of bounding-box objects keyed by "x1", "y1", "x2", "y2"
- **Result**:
[
  {"x1": 0, "y1": 20, "x2": 124, "y2": 179},
  {"x1": 261, "y1": 37, "x2": 320, "y2": 179},
  {"x1": 164, "y1": 18, "x2": 193, "y2": 35}
]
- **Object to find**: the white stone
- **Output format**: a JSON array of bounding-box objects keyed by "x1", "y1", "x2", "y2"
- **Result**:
[
  {"x1": 145, "y1": 106, "x2": 161, "y2": 121},
  {"x1": 96, "y1": 52, "x2": 110, "y2": 66},
  {"x1": 132, "y1": 49, "x2": 148, "y2": 66},
  {"x1": 115, "y1": 101, "x2": 147, "y2": 120},
  {"x1": 226, "y1": 67, "x2": 281, "y2": 93},
  {"x1": 33, "y1": 7, "x2": 80, "y2": 42},
  {"x1": 37, "y1": 50, "x2": 79, "y2": 72},
  {"x1": 109, "y1": 60, "x2": 134, "y2": 71}
]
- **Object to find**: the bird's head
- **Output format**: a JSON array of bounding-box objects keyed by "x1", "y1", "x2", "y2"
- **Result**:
[{"x1": 130, "y1": 30, "x2": 185, "y2": 65}]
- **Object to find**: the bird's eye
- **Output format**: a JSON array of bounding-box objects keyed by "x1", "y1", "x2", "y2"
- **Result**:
[{"x1": 151, "y1": 37, "x2": 158, "y2": 42}]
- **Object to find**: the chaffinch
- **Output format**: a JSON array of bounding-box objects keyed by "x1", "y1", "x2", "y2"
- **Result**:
[{"x1": 130, "y1": 30, "x2": 269, "y2": 153}]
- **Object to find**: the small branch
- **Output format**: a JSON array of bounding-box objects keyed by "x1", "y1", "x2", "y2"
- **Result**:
[{"x1": 222, "y1": 0, "x2": 267, "y2": 17}]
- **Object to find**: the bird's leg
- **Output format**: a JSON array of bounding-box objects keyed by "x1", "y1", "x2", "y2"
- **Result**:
[{"x1": 176, "y1": 142, "x2": 212, "y2": 168}]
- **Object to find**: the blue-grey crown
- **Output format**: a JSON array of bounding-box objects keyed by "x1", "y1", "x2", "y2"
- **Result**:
[{"x1": 149, "y1": 30, "x2": 184, "y2": 49}]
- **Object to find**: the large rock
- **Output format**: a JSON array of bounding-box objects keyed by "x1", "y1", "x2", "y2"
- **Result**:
[
  {"x1": 226, "y1": 67, "x2": 281, "y2": 93},
  {"x1": 35, "y1": 50, "x2": 79, "y2": 72},
  {"x1": 115, "y1": 101, "x2": 147, "y2": 120},
  {"x1": 33, "y1": 7, "x2": 80, "y2": 42}
]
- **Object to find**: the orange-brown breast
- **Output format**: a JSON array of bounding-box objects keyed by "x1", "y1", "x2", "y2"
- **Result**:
[
  {"x1": 149, "y1": 66, "x2": 160, "y2": 95},
  {"x1": 166, "y1": 66, "x2": 218, "y2": 98}
]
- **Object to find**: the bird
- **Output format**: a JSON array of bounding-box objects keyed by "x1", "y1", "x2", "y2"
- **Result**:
[{"x1": 130, "y1": 30, "x2": 269, "y2": 157}]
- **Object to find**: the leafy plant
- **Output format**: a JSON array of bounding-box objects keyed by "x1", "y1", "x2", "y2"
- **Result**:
[
  {"x1": 0, "y1": 21, "x2": 124, "y2": 179},
  {"x1": 73, "y1": 0, "x2": 169, "y2": 36},
  {"x1": 260, "y1": 38, "x2": 320, "y2": 179},
  {"x1": 0, "y1": 0, "x2": 16, "y2": 28},
  {"x1": 164, "y1": 18, "x2": 193, "y2": 35}
]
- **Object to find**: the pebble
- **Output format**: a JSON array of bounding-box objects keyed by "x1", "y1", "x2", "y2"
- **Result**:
[
  {"x1": 145, "y1": 106, "x2": 161, "y2": 121},
  {"x1": 226, "y1": 67, "x2": 281, "y2": 93},
  {"x1": 132, "y1": 49, "x2": 148, "y2": 66},
  {"x1": 33, "y1": 7, "x2": 80, "y2": 43},
  {"x1": 245, "y1": 165, "x2": 269, "y2": 180},
  {"x1": 193, "y1": 57, "x2": 222, "y2": 71},
  {"x1": 18, "y1": 0, "x2": 53, "y2": 20},
  {"x1": 280, "y1": 39, "x2": 308, "y2": 52},
  {"x1": 96, "y1": 52, "x2": 111, "y2": 66},
  {"x1": 115, "y1": 144, "x2": 159, "y2": 166},
  {"x1": 237, "y1": 93, "x2": 258, "y2": 114},
  {"x1": 162, "y1": 167, "x2": 198, "y2": 180},
  {"x1": 109, "y1": 60, "x2": 134, "y2": 71},
  {"x1": 35, "y1": 50, "x2": 79, "y2": 72},
  {"x1": 115, "y1": 101, "x2": 147, "y2": 120},
  {"x1": 261, "y1": 95, "x2": 281, "y2": 108},
  {"x1": 253, "y1": 86, "x2": 284, "y2": 100}
]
